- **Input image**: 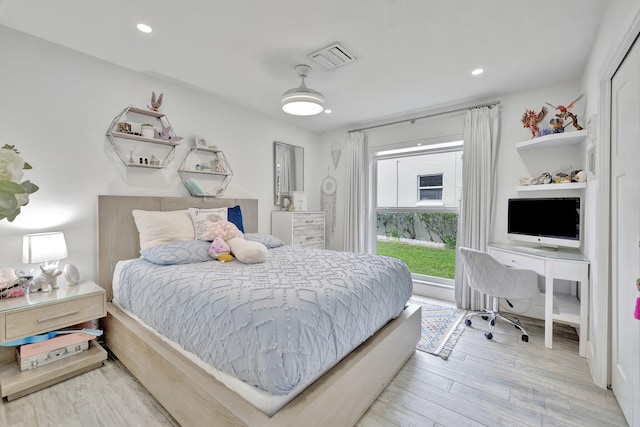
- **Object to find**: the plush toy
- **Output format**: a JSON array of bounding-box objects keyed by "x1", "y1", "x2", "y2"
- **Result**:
[
  {"x1": 227, "y1": 237, "x2": 267, "y2": 264},
  {"x1": 204, "y1": 221, "x2": 268, "y2": 264},
  {"x1": 208, "y1": 237, "x2": 234, "y2": 263}
]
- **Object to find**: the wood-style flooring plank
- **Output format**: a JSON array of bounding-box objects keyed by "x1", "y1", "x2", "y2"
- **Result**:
[{"x1": 0, "y1": 301, "x2": 628, "y2": 427}]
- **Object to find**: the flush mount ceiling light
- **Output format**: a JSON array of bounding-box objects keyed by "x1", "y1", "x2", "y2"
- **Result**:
[
  {"x1": 137, "y1": 23, "x2": 153, "y2": 33},
  {"x1": 471, "y1": 68, "x2": 484, "y2": 75},
  {"x1": 281, "y1": 64, "x2": 325, "y2": 116}
]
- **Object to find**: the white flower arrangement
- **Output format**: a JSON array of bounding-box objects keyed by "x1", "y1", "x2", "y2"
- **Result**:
[{"x1": 0, "y1": 145, "x2": 38, "y2": 222}]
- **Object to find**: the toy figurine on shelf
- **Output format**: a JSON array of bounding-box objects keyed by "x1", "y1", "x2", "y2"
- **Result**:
[
  {"x1": 545, "y1": 94, "x2": 584, "y2": 131},
  {"x1": 148, "y1": 91, "x2": 163, "y2": 112},
  {"x1": 550, "y1": 117, "x2": 565, "y2": 133},
  {"x1": 521, "y1": 106, "x2": 548, "y2": 138}
]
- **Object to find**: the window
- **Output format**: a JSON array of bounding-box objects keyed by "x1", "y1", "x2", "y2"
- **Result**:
[
  {"x1": 418, "y1": 174, "x2": 443, "y2": 203},
  {"x1": 373, "y1": 140, "x2": 463, "y2": 287}
]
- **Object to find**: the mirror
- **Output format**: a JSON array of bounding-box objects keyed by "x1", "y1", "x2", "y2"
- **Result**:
[{"x1": 274, "y1": 141, "x2": 304, "y2": 205}]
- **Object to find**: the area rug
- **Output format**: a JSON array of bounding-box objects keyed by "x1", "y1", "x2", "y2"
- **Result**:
[{"x1": 410, "y1": 299, "x2": 466, "y2": 360}]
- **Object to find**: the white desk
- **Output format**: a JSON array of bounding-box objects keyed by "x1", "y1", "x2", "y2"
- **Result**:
[{"x1": 488, "y1": 243, "x2": 590, "y2": 357}]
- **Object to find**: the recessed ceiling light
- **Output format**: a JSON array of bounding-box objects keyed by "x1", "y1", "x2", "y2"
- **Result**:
[
  {"x1": 324, "y1": 109, "x2": 332, "y2": 114},
  {"x1": 137, "y1": 23, "x2": 153, "y2": 33},
  {"x1": 471, "y1": 68, "x2": 484, "y2": 76}
]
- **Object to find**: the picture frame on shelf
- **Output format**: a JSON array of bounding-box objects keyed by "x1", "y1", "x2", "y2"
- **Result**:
[
  {"x1": 281, "y1": 196, "x2": 292, "y2": 211},
  {"x1": 195, "y1": 136, "x2": 207, "y2": 148}
]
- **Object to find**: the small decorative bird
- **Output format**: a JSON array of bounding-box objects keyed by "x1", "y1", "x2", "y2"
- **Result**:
[
  {"x1": 148, "y1": 91, "x2": 163, "y2": 112},
  {"x1": 545, "y1": 94, "x2": 583, "y2": 131}
]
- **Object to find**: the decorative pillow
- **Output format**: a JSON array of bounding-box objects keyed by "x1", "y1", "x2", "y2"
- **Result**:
[
  {"x1": 244, "y1": 233, "x2": 285, "y2": 249},
  {"x1": 227, "y1": 205, "x2": 244, "y2": 233},
  {"x1": 202, "y1": 220, "x2": 243, "y2": 241},
  {"x1": 141, "y1": 240, "x2": 213, "y2": 265},
  {"x1": 132, "y1": 209, "x2": 195, "y2": 251},
  {"x1": 227, "y1": 237, "x2": 268, "y2": 264},
  {"x1": 189, "y1": 207, "x2": 228, "y2": 240}
]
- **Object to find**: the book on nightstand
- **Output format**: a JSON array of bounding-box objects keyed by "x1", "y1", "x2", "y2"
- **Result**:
[{"x1": 16, "y1": 332, "x2": 96, "y2": 372}]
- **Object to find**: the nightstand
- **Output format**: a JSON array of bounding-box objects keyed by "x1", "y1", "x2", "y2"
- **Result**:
[{"x1": 0, "y1": 279, "x2": 107, "y2": 400}]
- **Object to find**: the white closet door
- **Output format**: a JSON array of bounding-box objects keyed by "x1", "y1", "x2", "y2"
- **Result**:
[{"x1": 611, "y1": 35, "x2": 640, "y2": 427}]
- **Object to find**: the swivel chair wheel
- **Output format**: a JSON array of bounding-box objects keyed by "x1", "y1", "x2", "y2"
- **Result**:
[
  {"x1": 521, "y1": 335, "x2": 529, "y2": 342},
  {"x1": 484, "y1": 332, "x2": 493, "y2": 340},
  {"x1": 465, "y1": 319, "x2": 472, "y2": 326},
  {"x1": 481, "y1": 315, "x2": 489, "y2": 321},
  {"x1": 490, "y1": 319, "x2": 495, "y2": 326}
]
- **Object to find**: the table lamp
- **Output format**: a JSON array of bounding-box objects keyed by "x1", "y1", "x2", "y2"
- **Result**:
[{"x1": 22, "y1": 232, "x2": 68, "y2": 289}]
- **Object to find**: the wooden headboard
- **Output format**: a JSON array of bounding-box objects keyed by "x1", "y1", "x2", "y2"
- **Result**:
[{"x1": 97, "y1": 195, "x2": 258, "y2": 300}]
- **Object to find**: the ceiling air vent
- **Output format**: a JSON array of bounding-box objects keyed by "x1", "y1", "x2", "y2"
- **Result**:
[{"x1": 308, "y1": 42, "x2": 357, "y2": 70}]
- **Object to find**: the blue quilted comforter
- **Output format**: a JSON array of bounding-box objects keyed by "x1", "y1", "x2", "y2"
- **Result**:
[{"x1": 117, "y1": 245, "x2": 412, "y2": 395}]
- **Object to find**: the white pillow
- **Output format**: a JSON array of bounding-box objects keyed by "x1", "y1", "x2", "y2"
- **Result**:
[
  {"x1": 188, "y1": 207, "x2": 228, "y2": 240},
  {"x1": 132, "y1": 209, "x2": 195, "y2": 251}
]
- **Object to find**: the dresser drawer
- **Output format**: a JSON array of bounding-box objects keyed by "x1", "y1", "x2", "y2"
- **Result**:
[
  {"x1": 490, "y1": 249, "x2": 545, "y2": 275},
  {"x1": 292, "y1": 213, "x2": 324, "y2": 227},
  {"x1": 4, "y1": 294, "x2": 105, "y2": 341},
  {"x1": 293, "y1": 233, "x2": 325, "y2": 247}
]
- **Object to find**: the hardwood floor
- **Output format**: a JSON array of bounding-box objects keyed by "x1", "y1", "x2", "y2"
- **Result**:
[{"x1": 0, "y1": 307, "x2": 628, "y2": 426}]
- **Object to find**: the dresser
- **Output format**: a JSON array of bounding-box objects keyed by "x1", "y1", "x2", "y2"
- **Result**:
[
  {"x1": 488, "y1": 243, "x2": 590, "y2": 357},
  {"x1": 271, "y1": 211, "x2": 325, "y2": 249}
]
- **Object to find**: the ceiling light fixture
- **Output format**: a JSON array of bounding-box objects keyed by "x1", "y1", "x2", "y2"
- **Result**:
[
  {"x1": 281, "y1": 64, "x2": 325, "y2": 116},
  {"x1": 471, "y1": 68, "x2": 484, "y2": 76},
  {"x1": 137, "y1": 23, "x2": 153, "y2": 33}
]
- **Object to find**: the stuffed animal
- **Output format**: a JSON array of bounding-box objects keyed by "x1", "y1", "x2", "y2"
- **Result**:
[
  {"x1": 227, "y1": 237, "x2": 267, "y2": 264},
  {"x1": 204, "y1": 221, "x2": 267, "y2": 264},
  {"x1": 208, "y1": 237, "x2": 235, "y2": 263}
]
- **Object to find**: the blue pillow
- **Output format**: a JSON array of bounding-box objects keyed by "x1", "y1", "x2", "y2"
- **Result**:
[
  {"x1": 244, "y1": 233, "x2": 285, "y2": 249},
  {"x1": 141, "y1": 240, "x2": 213, "y2": 265},
  {"x1": 228, "y1": 205, "x2": 244, "y2": 233}
]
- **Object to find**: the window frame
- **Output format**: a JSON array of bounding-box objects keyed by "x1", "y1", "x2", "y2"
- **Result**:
[
  {"x1": 371, "y1": 137, "x2": 463, "y2": 289},
  {"x1": 417, "y1": 173, "x2": 444, "y2": 206}
]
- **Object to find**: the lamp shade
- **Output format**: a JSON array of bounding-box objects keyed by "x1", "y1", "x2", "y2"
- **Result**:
[
  {"x1": 22, "y1": 232, "x2": 68, "y2": 264},
  {"x1": 281, "y1": 87, "x2": 325, "y2": 116},
  {"x1": 281, "y1": 64, "x2": 325, "y2": 116}
]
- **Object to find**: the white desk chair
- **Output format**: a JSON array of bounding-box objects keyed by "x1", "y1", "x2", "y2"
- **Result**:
[{"x1": 458, "y1": 247, "x2": 540, "y2": 342}]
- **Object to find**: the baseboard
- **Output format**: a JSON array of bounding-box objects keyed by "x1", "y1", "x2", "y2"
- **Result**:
[{"x1": 413, "y1": 282, "x2": 454, "y2": 302}]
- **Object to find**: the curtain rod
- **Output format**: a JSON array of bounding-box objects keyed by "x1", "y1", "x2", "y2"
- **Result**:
[{"x1": 347, "y1": 100, "x2": 501, "y2": 134}]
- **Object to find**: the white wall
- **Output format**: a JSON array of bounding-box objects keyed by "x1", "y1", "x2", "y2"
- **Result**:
[
  {"x1": 319, "y1": 82, "x2": 585, "y2": 251},
  {"x1": 490, "y1": 80, "x2": 585, "y2": 245},
  {"x1": 377, "y1": 151, "x2": 462, "y2": 208},
  {"x1": 0, "y1": 26, "x2": 321, "y2": 281},
  {"x1": 579, "y1": 0, "x2": 640, "y2": 387}
]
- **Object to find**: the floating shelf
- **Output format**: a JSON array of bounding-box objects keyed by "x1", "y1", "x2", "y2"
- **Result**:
[
  {"x1": 111, "y1": 132, "x2": 180, "y2": 146},
  {"x1": 125, "y1": 162, "x2": 164, "y2": 169},
  {"x1": 516, "y1": 130, "x2": 587, "y2": 151},
  {"x1": 178, "y1": 147, "x2": 233, "y2": 197},
  {"x1": 105, "y1": 105, "x2": 180, "y2": 169},
  {"x1": 516, "y1": 182, "x2": 587, "y2": 192},
  {"x1": 179, "y1": 169, "x2": 228, "y2": 176}
]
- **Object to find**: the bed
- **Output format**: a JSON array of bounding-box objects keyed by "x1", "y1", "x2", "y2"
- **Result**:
[{"x1": 97, "y1": 195, "x2": 421, "y2": 427}]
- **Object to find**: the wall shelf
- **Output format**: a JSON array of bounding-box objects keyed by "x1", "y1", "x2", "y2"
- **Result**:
[
  {"x1": 110, "y1": 132, "x2": 180, "y2": 146},
  {"x1": 178, "y1": 147, "x2": 233, "y2": 197},
  {"x1": 106, "y1": 105, "x2": 181, "y2": 169},
  {"x1": 516, "y1": 182, "x2": 587, "y2": 192},
  {"x1": 516, "y1": 130, "x2": 587, "y2": 151}
]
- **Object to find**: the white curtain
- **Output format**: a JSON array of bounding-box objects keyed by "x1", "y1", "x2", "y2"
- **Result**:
[
  {"x1": 343, "y1": 131, "x2": 366, "y2": 252},
  {"x1": 455, "y1": 106, "x2": 500, "y2": 310}
]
